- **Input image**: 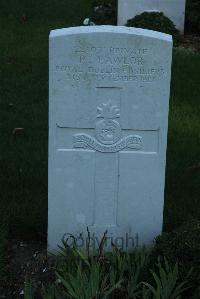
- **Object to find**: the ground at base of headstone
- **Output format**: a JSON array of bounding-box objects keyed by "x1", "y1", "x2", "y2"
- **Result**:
[
  {"x1": 0, "y1": 238, "x2": 55, "y2": 299},
  {"x1": 1, "y1": 222, "x2": 200, "y2": 299}
]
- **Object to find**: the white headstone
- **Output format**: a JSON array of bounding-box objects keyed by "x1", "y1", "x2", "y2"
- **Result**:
[
  {"x1": 48, "y1": 26, "x2": 172, "y2": 251},
  {"x1": 118, "y1": 0, "x2": 186, "y2": 33}
]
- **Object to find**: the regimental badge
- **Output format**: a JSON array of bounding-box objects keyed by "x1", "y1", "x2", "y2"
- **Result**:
[
  {"x1": 73, "y1": 101, "x2": 143, "y2": 153},
  {"x1": 95, "y1": 102, "x2": 121, "y2": 145}
]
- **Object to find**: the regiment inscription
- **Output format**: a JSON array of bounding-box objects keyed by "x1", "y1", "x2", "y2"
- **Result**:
[{"x1": 55, "y1": 44, "x2": 165, "y2": 83}]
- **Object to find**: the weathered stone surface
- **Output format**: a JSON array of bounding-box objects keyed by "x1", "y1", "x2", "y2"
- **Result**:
[
  {"x1": 48, "y1": 26, "x2": 172, "y2": 251},
  {"x1": 118, "y1": 0, "x2": 186, "y2": 33}
]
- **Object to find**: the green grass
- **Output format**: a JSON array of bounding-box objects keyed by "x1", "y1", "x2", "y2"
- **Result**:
[
  {"x1": 0, "y1": 0, "x2": 93, "y2": 229},
  {"x1": 164, "y1": 48, "x2": 200, "y2": 231},
  {"x1": 0, "y1": 211, "x2": 8, "y2": 273},
  {"x1": 0, "y1": 0, "x2": 93, "y2": 266},
  {"x1": 0, "y1": 0, "x2": 200, "y2": 267}
]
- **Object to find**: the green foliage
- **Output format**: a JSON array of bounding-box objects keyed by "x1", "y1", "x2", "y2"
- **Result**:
[
  {"x1": 24, "y1": 280, "x2": 34, "y2": 299},
  {"x1": 55, "y1": 239, "x2": 122, "y2": 299},
  {"x1": 0, "y1": 0, "x2": 92, "y2": 273},
  {"x1": 0, "y1": 210, "x2": 8, "y2": 275},
  {"x1": 55, "y1": 236, "x2": 150, "y2": 298},
  {"x1": 164, "y1": 48, "x2": 200, "y2": 231},
  {"x1": 23, "y1": 240, "x2": 192, "y2": 299},
  {"x1": 41, "y1": 285, "x2": 64, "y2": 299},
  {"x1": 142, "y1": 285, "x2": 152, "y2": 299},
  {"x1": 57, "y1": 262, "x2": 121, "y2": 299},
  {"x1": 91, "y1": 0, "x2": 117, "y2": 25},
  {"x1": 153, "y1": 220, "x2": 200, "y2": 298},
  {"x1": 126, "y1": 12, "x2": 179, "y2": 41},
  {"x1": 24, "y1": 283, "x2": 64, "y2": 299},
  {"x1": 143, "y1": 258, "x2": 188, "y2": 299},
  {"x1": 125, "y1": 249, "x2": 150, "y2": 298},
  {"x1": 185, "y1": 0, "x2": 200, "y2": 33}
]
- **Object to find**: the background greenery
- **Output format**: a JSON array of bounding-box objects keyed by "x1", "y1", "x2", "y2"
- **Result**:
[
  {"x1": 0, "y1": 0, "x2": 199, "y2": 287},
  {"x1": 185, "y1": 0, "x2": 200, "y2": 33},
  {"x1": 126, "y1": 12, "x2": 180, "y2": 46}
]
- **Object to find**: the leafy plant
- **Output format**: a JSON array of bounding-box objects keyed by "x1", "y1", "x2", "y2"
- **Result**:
[
  {"x1": 126, "y1": 249, "x2": 150, "y2": 298},
  {"x1": 24, "y1": 280, "x2": 34, "y2": 299},
  {"x1": 106, "y1": 248, "x2": 128, "y2": 284},
  {"x1": 23, "y1": 235, "x2": 193, "y2": 299},
  {"x1": 153, "y1": 220, "x2": 200, "y2": 297},
  {"x1": 41, "y1": 286, "x2": 56, "y2": 299},
  {"x1": 41, "y1": 285, "x2": 64, "y2": 299},
  {"x1": 126, "y1": 12, "x2": 180, "y2": 45},
  {"x1": 143, "y1": 258, "x2": 188, "y2": 299},
  {"x1": 56, "y1": 258, "x2": 122, "y2": 299},
  {"x1": 53, "y1": 234, "x2": 122, "y2": 299},
  {"x1": 142, "y1": 285, "x2": 152, "y2": 299}
]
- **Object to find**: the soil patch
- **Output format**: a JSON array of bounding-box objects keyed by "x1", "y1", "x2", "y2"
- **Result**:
[{"x1": 0, "y1": 238, "x2": 55, "y2": 299}]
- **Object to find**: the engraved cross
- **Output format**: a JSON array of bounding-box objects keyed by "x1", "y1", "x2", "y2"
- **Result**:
[{"x1": 73, "y1": 87, "x2": 142, "y2": 228}]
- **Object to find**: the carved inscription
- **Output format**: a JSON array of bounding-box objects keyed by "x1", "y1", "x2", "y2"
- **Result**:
[{"x1": 56, "y1": 45, "x2": 165, "y2": 82}]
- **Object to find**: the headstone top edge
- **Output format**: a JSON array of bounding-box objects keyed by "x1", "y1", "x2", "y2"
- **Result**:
[{"x1": 49, "y1": 25, "x2": 172, "y2": 43}]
